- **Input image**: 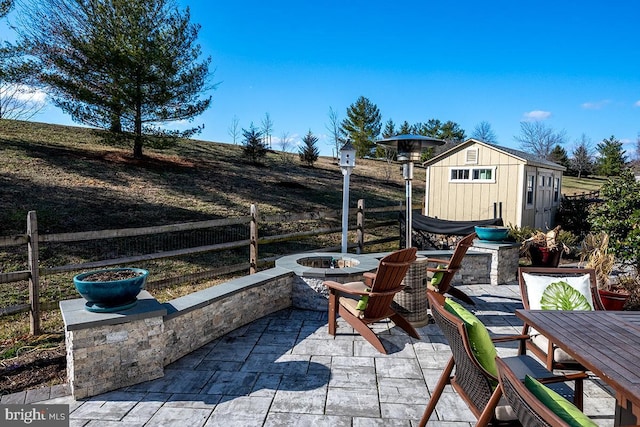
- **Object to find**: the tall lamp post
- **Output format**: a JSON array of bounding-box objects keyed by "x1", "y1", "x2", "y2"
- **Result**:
[
  {"x1": 339, "y1": 141, "x2": 356, "y2": 253},
  {"x1": 376, "y1": 135, "x2": 445, "y2": 248}
]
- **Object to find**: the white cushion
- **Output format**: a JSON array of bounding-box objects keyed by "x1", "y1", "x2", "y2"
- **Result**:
[
  {"x1": 522, "y1": 273, "x2": 594, "y2": 310},
  {"x1": 530, "y1": 334, "x2": 575, "y2": 363}
]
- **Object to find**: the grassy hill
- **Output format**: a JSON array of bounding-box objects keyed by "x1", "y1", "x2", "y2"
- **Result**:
[
  {"x1": 1, "y1": 119, "x2": 608, "y2": 236},
  {"x1": 0, "y1": 119, "x2": 411, "y2": 236}
]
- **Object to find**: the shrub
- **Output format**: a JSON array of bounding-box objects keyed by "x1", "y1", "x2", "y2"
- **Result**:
[{"x1": 588, "y1": 169, "x2": 640, "y2": 274}]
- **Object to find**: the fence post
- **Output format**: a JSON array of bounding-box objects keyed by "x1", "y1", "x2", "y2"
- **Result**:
[
  {"x1": 356, "y1": 199, "x2": 365, "y2": 254},
  {"x1": 250, "y1": 204, "x2": 258, "y2": 274},
  {"x1": 27, "y1": 211, "x2": 40, "y2": 335}
]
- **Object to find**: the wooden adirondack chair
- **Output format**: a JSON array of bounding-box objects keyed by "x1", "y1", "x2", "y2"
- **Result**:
[
  {"x1": 425, "y1": 232, "x2": 477, "y2": 305},
  {"x1": 324, "y1": 247, "x2": 419, "y2": 354}
]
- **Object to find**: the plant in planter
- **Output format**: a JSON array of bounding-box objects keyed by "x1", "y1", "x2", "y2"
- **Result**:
[
  {"x1": 519, "y1": 226, "x2": 571, "y2": 267},
  {"x1": 580, "y1": 232, "x2": 630, "y2": 310},
  {"x1": 587, "y1": 169, "x2": 640, "y2": 310},
  {"x1": 73, "y1": 267, "x2": 149, "y2": 313}
]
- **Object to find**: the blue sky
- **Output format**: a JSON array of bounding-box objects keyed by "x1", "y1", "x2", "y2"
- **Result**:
[{"x1": 3, "y1": 0, "x2": 640, "y2": 157}]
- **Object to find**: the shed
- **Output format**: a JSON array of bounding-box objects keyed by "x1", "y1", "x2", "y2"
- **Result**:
[{"x1": 422, "y1": 139, "x2": 565, "y2": 229}]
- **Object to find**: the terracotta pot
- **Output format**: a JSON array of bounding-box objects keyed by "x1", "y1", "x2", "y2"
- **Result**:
[
  {"x1": 529, "y1": 246, "x2": 562, "y2": 267},
  {"x1": 598, "y1": 288, "x2": 630, "y2": 311}
]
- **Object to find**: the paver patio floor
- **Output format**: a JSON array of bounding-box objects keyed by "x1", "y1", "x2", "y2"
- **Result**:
[{"x1": 2, "y1": 283, "x2": 617, "y2": 426}]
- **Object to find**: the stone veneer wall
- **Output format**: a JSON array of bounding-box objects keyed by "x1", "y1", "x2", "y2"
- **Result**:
[
  {"x1": 163, "y1": 271, "x2": 293, "y2": 365},
  {"x1": 61, "y1": 268, "x2": 294, "y2": 399},
  {"x1": 470, "y1": 241, "x2": 521, "y2": 285},
  {"x1": 64, "y1": 312, "x2": 165, "y2": 399},
  {"x1": 420, "y1": 250, "x2": 492, "y2": 285}
]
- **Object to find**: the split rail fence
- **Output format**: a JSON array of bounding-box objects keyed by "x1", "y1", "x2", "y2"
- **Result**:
[{"x1": 0, "y1": 200, "x2": 406, "y2": 334}]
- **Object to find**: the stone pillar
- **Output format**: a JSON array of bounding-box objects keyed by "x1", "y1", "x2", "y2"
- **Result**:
[
  {"x1": 60, "y1": 291, "x2": 167, "y2": 399},
  {"x1": 471, "y1": 241, "x2": 521, "y2": 285}
]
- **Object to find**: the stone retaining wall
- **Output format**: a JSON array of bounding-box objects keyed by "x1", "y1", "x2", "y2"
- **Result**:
[
  {"x1": 61, "y1": 269, "x2": 294, "y2": 399},
  {"x1": 60, "y1": 245, "x2": 517, "y2": 399}
]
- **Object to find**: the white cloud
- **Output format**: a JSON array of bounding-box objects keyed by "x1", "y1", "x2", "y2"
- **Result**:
[
  {"x1": 634, "y1": 100, "x2": 640, "y2": 107},
  {"x1": 8, "y1": 84, "x2": 47, "y2": 104},
  {"x1": 522, "y1": 110, "x2": 552, "y2": 121},
  {"x1": 581, "y1": 99, "x2": 611, "y2": 110}
]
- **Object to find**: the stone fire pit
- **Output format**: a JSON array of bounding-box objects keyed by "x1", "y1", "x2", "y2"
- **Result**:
[{"x1": 275, "y1": 252, "x2": 380, "y2": 311}]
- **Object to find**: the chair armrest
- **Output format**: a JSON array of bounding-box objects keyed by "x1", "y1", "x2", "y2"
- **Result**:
[
  {"x1": 363, "y1": 272, "x2": 376, "y2": 286},
  {"x1": 492, "y1": 334, "x2": 530, "y2": 344},
  {"x1": 537, "y1": 372, "x2": 589, "y2": 384},
  {"x1": 324, "y1": 281, "x2": 369, "y2": 296},
  {"x1": 424, "y1": 258, "x2": 452, "y2": 265},
  {"x1": 426, "y1": 267, "x2": 458, "y2": 274},
  {"x1": 324, "y1": 281, "x2": 404, "y2": 297},
  {"x1": 368, "y1": 286, "x2": 405, "y2": 297}
]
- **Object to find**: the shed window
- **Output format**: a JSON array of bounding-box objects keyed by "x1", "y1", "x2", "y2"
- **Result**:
[
  {"x1": 473, "y1": 169, "x2": 492, "y2": 180},
  {"x1": 451, "y1": 169, "x2": 470, "y2": 180},
  {"x1": 450, "y1": 167, "x2": 496, "y2": 183},
  {"x1": 553, "y1": 177, "x2": 560, "y2": 202},
  {"x1": 526, "y1": 175, "x2": 535, "y2": 205}
]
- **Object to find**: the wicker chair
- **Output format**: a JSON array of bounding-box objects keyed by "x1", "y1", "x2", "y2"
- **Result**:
[
  {"x1": 517, "y1": 267, "x2": 604, "y2": 372},
  {"x1": 496, "y1": 357, "x2": 595, "y2": 427},
  {"x1": 424, "y1": 232, "x2": 477, "y2": 305},
  {"x1": 324, "y1": 247, "x2": 419, "y2": 354},
  {"x1": 420, "y1": 290, "x2": 585, "y2": 427}
]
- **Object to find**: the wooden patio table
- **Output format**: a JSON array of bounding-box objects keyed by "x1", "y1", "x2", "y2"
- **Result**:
[{"x1": 515, "y1": 309, "x2": 640, "y2": 427}]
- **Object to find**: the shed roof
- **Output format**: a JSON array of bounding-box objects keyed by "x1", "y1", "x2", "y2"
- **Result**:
[{"x1": 423, "y1": 138, "x2": 566, "y2": 171}]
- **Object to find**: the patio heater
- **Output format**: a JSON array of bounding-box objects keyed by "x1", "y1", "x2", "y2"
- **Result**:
[
  {"x1": 376, "y1": 135, "x2": 445, "y2": 248},
  {"x1": 339, "y1": 141, "x2": 356, "y2": 253}
]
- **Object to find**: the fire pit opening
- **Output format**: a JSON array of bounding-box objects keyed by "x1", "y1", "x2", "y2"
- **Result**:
[{"x1": 295, "y1": 256, "x2": 360, "y2": 269}]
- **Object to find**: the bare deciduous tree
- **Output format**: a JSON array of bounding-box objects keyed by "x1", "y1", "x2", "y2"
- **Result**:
[
  {"x1": 471, "y1": 121, "x2": 497, "y2": 143},
  {"x1": 515, "y1": 121, "x2": 566, "y2": 159},
  {"x1": 0, "y1": 82, "x2": 46, "y2": 120},
  {"x1": 228, "y1": 115, "x2": 240, "y2": 144},
  {"x1": 326, "y1": 106, "x2": 343, "y2": 158},
  {"x1": 278, "y1": 131, "x2": 294, "y2": 163},
  {"x1": 261, "y1": 112, "x2": 273, "y2": 149}
]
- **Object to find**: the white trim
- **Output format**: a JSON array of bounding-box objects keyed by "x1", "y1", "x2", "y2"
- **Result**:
[
  {"x1": 425, "y1": 166, "x2": 431, "y2": 216},
  {"x1": 448, "y1": 166, "x2": 496, "y2": 183},
  {"x1": 526, "y1": 173, "x2": 536, "y2": 207},
  {"x1": 516, "y1": 163, "x2": 525, "y2": 227}
]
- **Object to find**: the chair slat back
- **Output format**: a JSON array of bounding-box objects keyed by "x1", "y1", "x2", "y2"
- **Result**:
[
  {"x1": 426, "y1": 290, "x2": 496, "y2": 416},
  {"x1": 496, "y1": 357, "x2": 571, "y2": 427},
  {"x1": 436, "y1": 232, "x2": 476, "y2": 294},
  {"x1": 365, "y1": 247, "x2": 417, "y2": 317}
]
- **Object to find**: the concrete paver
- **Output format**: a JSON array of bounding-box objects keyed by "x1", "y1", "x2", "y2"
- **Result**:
[{"x1": 4, "y1": 283, "x2": 617, "y2": 426}]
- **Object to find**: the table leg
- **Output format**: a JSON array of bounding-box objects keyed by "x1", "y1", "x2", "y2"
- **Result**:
[{"x1": 615, "y1": 394, "x2": 638, "y2": 427}]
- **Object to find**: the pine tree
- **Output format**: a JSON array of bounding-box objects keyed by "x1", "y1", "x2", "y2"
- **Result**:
[
  {"x1": 242, "y1": 124, "x2": 267, "y2": 164},
  {"x1": 398, "y1": 120, "x2": 413, "y2": 134},
  {"x1": 18, "y1": 0, "x2": 212, "y2": 159},
  {"x1": 298, "y1": 130, "x2": 319, "y2": 167},
  {"x1": 382, "y1": 119, "x2": 396, "y2": 138},
  {"x1": 341, "y1": 96, "x2": 381, "y2": 158},
  {"x1": 570, "y1": 143, "x2": 594, "y2": 178},
  {"x1": 596, "y1": 135, "x2": 627, "y2": 176},
  {"x1": 549, "y1": 145, "x2": 570, "y2": 170}
]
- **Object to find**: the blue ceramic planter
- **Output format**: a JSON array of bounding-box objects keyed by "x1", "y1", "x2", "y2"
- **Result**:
[
  {"x1": 73, "y1": 268, "x2": 148, "y2": 312},
  {"x1": 474, "y1": 225, "x2": 510, "y2": 242}
]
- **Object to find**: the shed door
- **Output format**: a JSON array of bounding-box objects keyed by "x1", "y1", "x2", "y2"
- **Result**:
[{"x1": 534, "y1": 172, "x2": 553, "y2": 229}]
